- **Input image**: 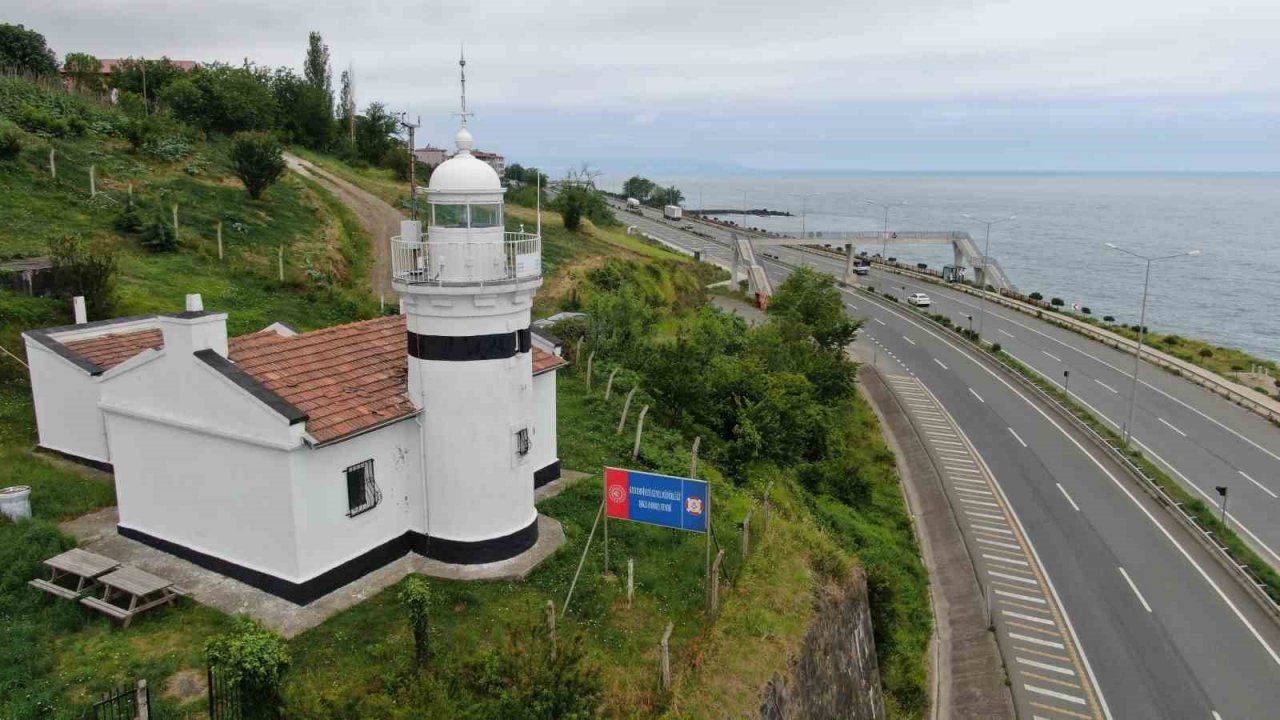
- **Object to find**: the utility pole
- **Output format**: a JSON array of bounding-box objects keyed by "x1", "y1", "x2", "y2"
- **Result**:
[{"x1": 399, "y1": 113, "x2": 421, "y2": 220}]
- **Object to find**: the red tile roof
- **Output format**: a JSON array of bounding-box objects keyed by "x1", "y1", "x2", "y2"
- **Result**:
[
  {"x1": 63, "y1": 329, "x2": 163, "y2": 370},
  {"x1": 53, "y1": 315, "x2": 565, "y2": 444}
]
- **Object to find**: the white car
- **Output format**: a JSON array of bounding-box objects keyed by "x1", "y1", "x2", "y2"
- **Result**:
[{"x1": 907, "y1": 292, "x2": 931, "y2": 307}]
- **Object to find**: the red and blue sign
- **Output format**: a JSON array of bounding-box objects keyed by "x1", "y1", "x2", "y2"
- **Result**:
[{"x1": 605, "y1": 467, "x2": 708, "y2": 533}]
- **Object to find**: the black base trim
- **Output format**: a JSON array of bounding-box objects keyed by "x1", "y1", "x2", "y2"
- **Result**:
[
  {"x1": 533, "y1": 460, "x2": 561, "y2": 488},
  {"x1": 408, "y1": 329, "x2": 524, "y2": 361},
  {"x1": 116, "y1": 517, "x2": 541, "y2": 605},
  {"x1": 410, "y1": 518, "x2": 539, "y2": 565},
  {"x1": 36, "y1": 445, "x2": 113, "y2": 474}
]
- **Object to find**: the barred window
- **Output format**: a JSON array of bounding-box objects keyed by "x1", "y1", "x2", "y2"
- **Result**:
[
  {"x1": 515, "y1": 428, "x2": 531, "y2": 457},
  {"x1": 345, "y1": 460, "x2": 382, "y2": 517}
]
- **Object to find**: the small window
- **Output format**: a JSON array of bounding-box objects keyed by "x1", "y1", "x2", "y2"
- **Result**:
[
  {"x1": 345, "y1": 460, "x2": 381, "y2": 517},
  {"x1": 470, "y1": 203, "x2": 503, "y2": 228},
  {"x1": 515, "y1": 428, "x2": 531, "y2": 457},
  {"x1": 432, "y1": 203, "x2": 468, "y2": 228}
]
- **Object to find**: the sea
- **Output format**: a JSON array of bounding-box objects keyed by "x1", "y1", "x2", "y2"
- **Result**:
[{"x1": 643, "y1": 173, "x2": 1280, "y2": 362}]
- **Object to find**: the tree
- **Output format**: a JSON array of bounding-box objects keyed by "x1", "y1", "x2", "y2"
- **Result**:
[
  {"x1": 140, "y1": 205, "x2": 178, "y2": 252},
  {"x1": 557, "y1": 185, "x2": 591, "y2": 230},
  {"x1": 230, "y1": 132, "x2": 286, "y2": 199},
  {"x1": 650, "y1": 185, "x2": 685, "y2": 207},
  {"x1": 505, "y1": 163, "x2": 525, "y2": 182},
  {"x1": 353, "y1": 102, "x2": 399, "y2": 165},
  {"x1": 161, "y1": 63, "x2": 278, "y2": 134},
  {"x1": 303, "y1": 32, "x2": 331, "y2": 95},
  {"x1": 109, "y1": 57, "x2": 188, "y2": 109},
  {"x1": 48, "y1": 235, "x2": 118, "y2": 319},
  {"x1": 399, "y1": 576, "x2": 432, "y2": 667},
  {"x1": 622, "y1": 175, "x2": 656, "y2": 202},
  {"x1": 768, "y1": 267, "x2": 861, "y2": 351},
  {"x1": 62, "y1": 52, "x2": 103, "y2": 92},
  {"x1": 271, "y1": 69, "x2": 333, "y2": 150},
  {"x1": 337, "y1": 68, "x2": 355, "y2": 148},
  {"x1": 0, "y1": 24, "x2": 58, "y2": 76}
]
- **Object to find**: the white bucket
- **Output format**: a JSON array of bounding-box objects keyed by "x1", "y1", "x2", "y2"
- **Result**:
[{"x1": 0, "y1": 485, "x2": 32, "y2": 521}]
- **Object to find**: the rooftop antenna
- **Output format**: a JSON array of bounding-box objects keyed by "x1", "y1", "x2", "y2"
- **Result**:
[
  {"x1": 398, "y1": 112, "x2": 422, "y2": 220},
  {"x1": 537, "y1": 172, "x2": 542, "y2": 236},
  {"x1": 456, "y1": 45, "x2": 473, "y2": 128}
]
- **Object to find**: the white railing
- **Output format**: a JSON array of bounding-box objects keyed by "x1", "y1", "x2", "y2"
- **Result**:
[{"x1": 391, "y1": 232, "x2": 541, "y2": 286}]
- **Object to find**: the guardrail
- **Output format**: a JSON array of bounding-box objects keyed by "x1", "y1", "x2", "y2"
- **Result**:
[
  {"x1": 857, "y1": 285, "x2": 1280, "y2": 621},
  {"x1": 390, "y1": 232, "x2": 541, "y2": 286},
  {"x1": 867, "y1": 260, "x2": 1280, "y2": 425}
]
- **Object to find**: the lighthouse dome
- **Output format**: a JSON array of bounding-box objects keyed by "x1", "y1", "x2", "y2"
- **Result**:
[{"x1": 428, "y1": 128, "x2": 501, "y2": 193}]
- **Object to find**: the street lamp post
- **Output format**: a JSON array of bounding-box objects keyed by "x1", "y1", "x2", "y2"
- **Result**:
[
  {"x1": 962, "y1": 313, "x2": 973, "y2": 334},
  {"x1": 864, "y1": 199, "x2": 907, "y2": 259},
  {"x1": 961, "y1": 213, "x2": 1016, "y2": 341},
  {"x1": 1105, "y1": 242, "x2": 1201, "y2": 446}
]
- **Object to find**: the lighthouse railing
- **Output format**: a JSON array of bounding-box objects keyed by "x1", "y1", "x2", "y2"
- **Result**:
[{"x1": 391, "y1": 232, "x2": 541, "y2": 286}]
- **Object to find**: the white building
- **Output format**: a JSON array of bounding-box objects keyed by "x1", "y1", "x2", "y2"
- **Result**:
[
  {"x1": 23, "y1": 119, "x2": 565, "y2": 605},
  {"x1": 414, "y1": 145, "x2": 448, "y2": 167}
]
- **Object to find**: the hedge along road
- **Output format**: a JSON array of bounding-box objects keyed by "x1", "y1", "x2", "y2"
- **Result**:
[
  {"x1": 622, "y1": 200, "x2": 1280, "y2": 573},
  {"x1": 618, "y1": 203, "x2": 1280, "y2": 719}
]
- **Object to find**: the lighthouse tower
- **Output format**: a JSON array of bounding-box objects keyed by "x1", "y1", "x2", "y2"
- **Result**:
[{"x1": 391, "y1": 56, "x2": 543, "y2": 564}]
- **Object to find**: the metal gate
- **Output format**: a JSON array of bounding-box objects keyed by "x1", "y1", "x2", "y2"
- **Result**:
[
  {"x1": 91, "y1": 682, "x2": 148, "y2": 720},
  {"x1": 207, "y1": 666, "x2": 243, "y2": 720}
]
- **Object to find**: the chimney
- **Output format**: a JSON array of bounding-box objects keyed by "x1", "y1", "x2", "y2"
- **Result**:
[
  {"x1": 159, "y1": 294, "x2": 228, "y2": 358},
  {"x1": 73, "y1": 296, "x2": 87, "y2": 324}
]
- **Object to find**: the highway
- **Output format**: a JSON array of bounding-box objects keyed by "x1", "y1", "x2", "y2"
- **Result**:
[{"x1": 614, "y1": 202, "x2": 1280, "y2": 718}]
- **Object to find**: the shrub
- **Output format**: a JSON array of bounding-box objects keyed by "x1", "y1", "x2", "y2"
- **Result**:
[
  {"x1": 1103, "y1": 315, "x2": 1115, "y2": 322},
  {"x1": 990, "y1": 342, "x2": 1001, "y2": 353},
  {"x1": 140, "y1": 207, "x2": 178, "y2": 252},
  {"x1": 1199, "y1": 348, "x2": 1214, "y2": 358},
  {"x1": 399, "y1": 576, "x2": 432, "y2": 667},
  {"x1": 48, "y1": 235, "x2": 118, "y2": 318},
  {"x1": 460, "y1": 619, "x2": 603, "y2": 720},
  {"x1": 206, "y1": 617, "x2": 290, "y2": 717},
  {"x1": 1081, "y1": 307, "x2": 1091, "y2": 315},
  {"x1": 0, "y1": 127, "x2": 20, "y2": 161},
  {"x1": 1050, "y1": 297, "x2": 1064, "y2": 306},
  {"x1": 113, "y1": 197, "x2": 145, "y2": 234},
  {"x1": 1029, "y1": 291, "x2": 1043, "y2": 301},
  {"x1": 229, "y1": 132, "x2": 286, "y2": 200},
  {"x1": 15, "y1": 104, "x2": 69, "y2": 136},
  {"x1": 1162, "y1": 335, "x2": 1181, "y2": 345}
]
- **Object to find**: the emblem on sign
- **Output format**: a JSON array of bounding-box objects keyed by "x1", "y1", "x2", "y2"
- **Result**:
[
  {"x1": 685, "y1": 496, "x2": 704, "y2": 516},
  {"x1": 608, "y1": 484, "x2": 627, "y2": 504}
]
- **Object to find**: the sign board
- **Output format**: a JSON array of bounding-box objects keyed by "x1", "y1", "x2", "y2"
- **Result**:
[
  {"x1": 605, "y1": 467, "x2": 708, "y2": 533},
  {"x1": 515, "y1": 252, "x2": 540, "y2": 278}
]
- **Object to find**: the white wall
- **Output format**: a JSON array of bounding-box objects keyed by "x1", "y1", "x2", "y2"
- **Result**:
[
  {"x1": 532, "y1": 370, "x2": 558, "y2": 476},
  {"x1": 106, "y1": 412, "x2": 302, "y2": 580},
  {"x1": 23, "y1": 339, "x2": 110, "y2": 464},
  {"x1": 290, "y1": 419, "x2": 422, "y2": 580}
]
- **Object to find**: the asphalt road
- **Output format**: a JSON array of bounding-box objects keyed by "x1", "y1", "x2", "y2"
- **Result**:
[
  {"x1": 619, "y1": 202, "x2": 1280, "y2": 569},
  {"x1": 615, "y1": 202, "x2": 1280, "y2": 718}
]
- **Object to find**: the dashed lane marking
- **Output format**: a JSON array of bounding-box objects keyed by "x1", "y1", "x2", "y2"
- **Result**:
[
  {"x1": 903, "y1": 335, "x2": 916, "y2": 345},
  {"x1": 874, "y1": 318, "x2": 887, "y2": 325},
  {"x1": 1239, "y1": 470, "x2": 1278, "y2": 499},
  {"x1": 1118, "y1": 567, "x2": 1153, "y2": 613},
  {"x1": 1009, "y1": 427, "x2": 1029, "y2": 447},
  {"x1": 1057, "y1": 483, "x2": 1082, "y2": 512},
  {"x1": 969, "y1": 387, "x2": 986, "y2": 403},
  {"x1": 934, "y1": 358, "x2": 949, "y2": 369},
  {"x1": 1043, "y1": 350, "x2": 1063, "y2": 362},
  {"x1": 1095, "y1": 378, "x2": 1118, "y2": 393},
  {"x1": 1158, "y1": 417, "x2": 1188, "y2": 437},
  {"x1": 999, "y1": 328, "x2": 1015, "y2": 338}
]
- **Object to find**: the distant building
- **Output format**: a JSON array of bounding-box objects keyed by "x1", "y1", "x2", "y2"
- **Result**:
[
  {"x1": 472, "y1": 150, "x2": 506, "y2": 177},
  {"x1": 413, "y1": 146, "x2": 448, "y2": 167},
  {"x1": 62, "y1": 58, "x2": 199, "y2": 94}
]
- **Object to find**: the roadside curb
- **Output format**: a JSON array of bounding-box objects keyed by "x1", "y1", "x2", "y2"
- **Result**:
[{"x1": 858, "y1": 362, "x2": 1015, "y2": 720}]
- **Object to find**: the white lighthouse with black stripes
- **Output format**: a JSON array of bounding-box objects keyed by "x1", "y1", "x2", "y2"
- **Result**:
[{"x1": 390, "y1": 56, "x2": 544, "y2": 564}]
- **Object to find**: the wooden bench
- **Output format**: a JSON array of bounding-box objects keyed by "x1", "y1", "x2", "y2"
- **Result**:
[
  {"x1": 80, "y1": 595, "x2": 133, "y2": 621},
  {"x1": 80, "y1": 565, "x2": 180, "y2": 628},
  {"x1": 27, "y1": 578, "x2": 83, "y2": 600},
  {"x1": 30, "y1": 548, "x2": 120, "y2": 600}
]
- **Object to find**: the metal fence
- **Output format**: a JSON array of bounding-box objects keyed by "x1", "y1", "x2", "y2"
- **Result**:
[
  {"x1": 91, "y1": 682, "x2": 147, "y2": 720},
  {"x1": 207, "y1": 665, "x2": 244, "y2": 720}
]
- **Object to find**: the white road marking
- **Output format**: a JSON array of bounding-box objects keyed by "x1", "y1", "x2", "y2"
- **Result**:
[
  {"x1": 1095, "y1": 379, "x2": 1118, "y2": 393},
  {"x1": 1158, "y1": 417, "x2": 1188, "y2": 437},
  {"x1": 1239, "y1": 470, "x2": 1278, "y2": 499},
  {"x1": 1212, "y1": 711, "x2": 1223, "y2": 720},
  {"x1": 977, "y1": 536, "x2": 1023, "y2": 550},
  {"x1": 984, "y1": 553, "x2": 1030, "y2": 567},
  {"x1": 997, "y1": 589, "x2": 1047, "y2": 605},
  {"x1": 991, "y1": 570, "x2": 1039, "y2": 585},
  {"x1": 903, "y1": 335, "x2": 916, "y2": 345},
  {"x1": 1118, "y1": 567, "x2": 1153, "y2": 613},
  {"x1": 1056, "y1": 483, "x2": 1081, "y2": 512},
  {"x1": 999, "y1": 328, "x2": 1015, "y2": 338},
  {"x1": 968, "y1": 510, "x2": 1008, "y2": 522},
  {"x1": 1009, "y1": 427, "x2": 1028, "y2": 447},
  {"x1": 969, "y1": 388, "x2": 985, "y2": 403},
  {"x1": 1042, "y1": 350, "x2": 1062, "y2": 362},
  {"x1": 1024, "y1": 684, "x2": 1086, "y2": 705},
  {"x1": 874, "y1": 318, "x2": 887, "y2": 325},
  {"x1": 1011, "y1": 632, "x2": 1065, "y2": 650},
  {"x1": 934, "y1": 358, "x2": 949, "y2": 370},
  {"x1": 973, "y1": 523, "x2": 1013, "y2": 535},
  {"x1": 1017, "y1": 654, "x2": 1076, "y2": 671}
]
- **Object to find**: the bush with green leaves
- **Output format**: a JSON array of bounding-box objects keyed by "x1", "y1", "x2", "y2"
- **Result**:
[
  {"x1": 1029, "y1": 291, "x2": 1043, "y2": 301},
  {"x1": 229, "y1": 132, "x2": 286, "y2": 200},
  {"x1": 460, "y1": 619, "x2": 602, "y2": 720},
  {"x1": 139, "y1": 207, "x2": 178, "y2": 252},
  {"x1": 1199, "y1": 348, "x2": 1214, "y2": 358},
  {"x1": 113, "y1": 197, "x2": 145, "y2": 234},
  {"x1": 48, "y1": 235, "x2": 117, "y2": 318},
  {"x1": 398, "y1": 576, "x2": 432, "y2": 667},
  {"x1": 1103, "y1": 315, "x2": 1115, "y2": 322},
  {"x1": 0, "y1": 127, "x2": 19, "y2": 161},
  {"x1": 1050, "y1": 297, "x2": 1064, "y2": 306},
  {"x1": 206, "y1": 617, "x2": 290, "y2": 717}
]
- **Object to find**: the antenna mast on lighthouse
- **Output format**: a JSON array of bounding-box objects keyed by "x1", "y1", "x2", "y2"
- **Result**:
[{"x1": 458, "y1": 46, "x2": 473, "y2": 127}]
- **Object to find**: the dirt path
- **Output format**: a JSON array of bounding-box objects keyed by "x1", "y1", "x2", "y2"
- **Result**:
[{"x1": 284, "y1": 152, "x2": 401, "y2": 303}]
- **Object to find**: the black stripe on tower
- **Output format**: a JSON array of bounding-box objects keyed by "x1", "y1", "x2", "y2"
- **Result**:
[{"x1": 407, "y1": 328, "x2": 533, "y2": 361}]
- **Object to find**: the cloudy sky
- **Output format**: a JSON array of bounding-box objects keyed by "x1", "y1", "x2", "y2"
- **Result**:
[{"x1": 14, "y1": 0, "x2": 1280, "y2": 175}]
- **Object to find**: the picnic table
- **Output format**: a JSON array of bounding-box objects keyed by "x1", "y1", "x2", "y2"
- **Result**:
[
  {"x1": 80, "y1": 565, "x2": 181, "y2": 627},
  {"x1": 27, "y1": 548, "x2": 120, "y2": 599}
]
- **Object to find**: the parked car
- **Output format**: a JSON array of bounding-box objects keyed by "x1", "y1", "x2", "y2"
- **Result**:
[{"x1": 907, "y1": 292, "x2": 931, "y2": 307}]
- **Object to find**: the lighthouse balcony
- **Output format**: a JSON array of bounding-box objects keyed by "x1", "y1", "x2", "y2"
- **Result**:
[{"x1": 391, "y1": 232, "x2": 542, "y2": 286}]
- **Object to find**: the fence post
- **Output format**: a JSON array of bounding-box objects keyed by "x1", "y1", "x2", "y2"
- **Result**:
[
  {"x1": 172, "y1": 204, "x2": 179, "y2": 238},
  {"x1": 617, "y1": 386, "x2": 637, "y2": 434},
  {"x1": 627, "y1": 558, "x2": 634, "y2": 606},
  {"x1": 586, "y1": 351, "x2": 596, "y2": 389},
  {"x1": 89, "y1": 164, "x2": 96, "y2": 197},
  {"x1": 660, "y1": 622, "x2": 674, "y2": 690},
  {"x1": 48, "y1": 148, "x2": 55, "y2": 179},
  {"x1": 742, "y1": 508, "x2": 753, "y2": 558},
  {"x1": 216, "y1": 221, "x2": 223, "y2": 260},
  {"x1": 546, "y1": 599, "x2": 557, "y2": 659},
  {"x1": 632, "y1": 405, "x2": 649, "y2": 461},
  {"x1": 604, "y1": 367, "x2": 618, "y2": 400},
  {"x1": 135, "y1": 678, "x2": 150, "y2": 720},
  {"x1": 278, "y1": 246, "x2": 285, "y2": 281},
  {"x1": 690, "y1": 436, "x2": 701, "y2": 479},
  {"x1": 711, "y1": 549, "x2": 725, "y2": 614},
  {"x1": 575, "y1": 337, "x2": 584, "y2": 365}
]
